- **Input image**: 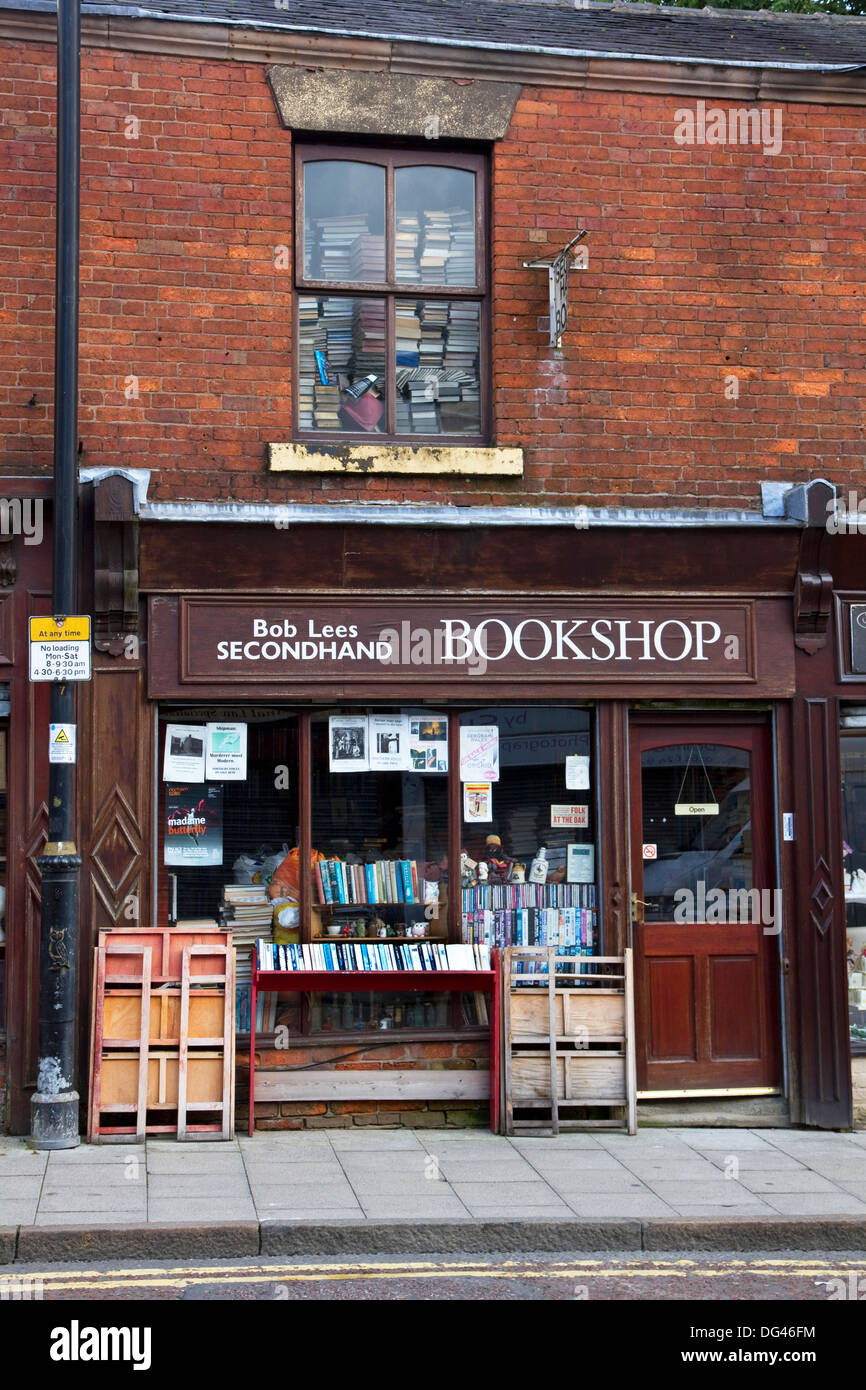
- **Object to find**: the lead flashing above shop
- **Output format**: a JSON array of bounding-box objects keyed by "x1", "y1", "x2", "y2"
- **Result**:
[{"x1": 140, "y1": 500, "x2": 802, "y2": 528}]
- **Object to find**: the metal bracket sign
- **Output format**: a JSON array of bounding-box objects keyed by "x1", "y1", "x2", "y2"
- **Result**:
[
  {"x1": 29, "y1": 615, "x2": 92, "y2": 682},
  {"x1": 524, "y1": 230, "x2": 588, "y2": 348}
]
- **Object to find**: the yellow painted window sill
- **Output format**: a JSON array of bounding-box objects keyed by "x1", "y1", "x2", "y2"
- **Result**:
[{"x1": 267, "y1": 442, "x2": 523, "y2": 477}]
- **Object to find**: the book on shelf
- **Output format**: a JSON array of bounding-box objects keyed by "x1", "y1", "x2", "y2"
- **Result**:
[
  {"x1": 314, "y1": 858, "x2": 429, "y2": 906},
  {"x1": 461, "y1": 881, "x2": 597, "y2": 951},
  {"x1": 255, "y1": 939, "x2": 492, "y2": 973}
]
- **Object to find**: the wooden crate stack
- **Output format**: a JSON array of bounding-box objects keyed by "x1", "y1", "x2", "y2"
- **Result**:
[
  {"x1": 502, "y1": 948, "x2": 636, "y2": 1135},
  {"x1": 88, "y1": 927, "x2": 235, "y2": 1142}
]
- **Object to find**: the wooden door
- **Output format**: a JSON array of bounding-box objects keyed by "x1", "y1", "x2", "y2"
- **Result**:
[{"x1": 629, "y1": 718, "x2": 782, "y2": 1093}]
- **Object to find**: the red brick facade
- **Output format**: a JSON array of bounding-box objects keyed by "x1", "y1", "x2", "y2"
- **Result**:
[{"x1": 2, "y1": 39, "x2": 863, "y2": 510}]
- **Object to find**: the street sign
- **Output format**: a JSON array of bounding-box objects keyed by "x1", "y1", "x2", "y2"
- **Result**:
[
  {"x1": 548, "y1": 246, "x2": 571, "y2": 348},
  {"x1": 29, "y1": 615, "x2": 92, "y2": 682},
  {"x1": 49, "y1": 723, "x2": 77, "y2": 764},
  {"x1": 524, "y1": 230, "x2": 588, "y2": 348}
]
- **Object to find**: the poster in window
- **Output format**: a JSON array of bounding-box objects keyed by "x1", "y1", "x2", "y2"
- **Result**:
[
  {"x1": 463, "y1": 782, "x2": 493, "y2": 823},
  {"x1": 407, "y1": 713, "x2": 448, "y2": 773},
  {"x1": 369, "y1": 713, "x2": 409, "y2": 771},
  {"x1": 459, "y1": 725, "x2": 500, "y2": 783},
  {"x1": 164, "y1": 783, "x2": 224, "y2": 866},
  {"x1": 329, "y1": 714, "x2": 370, "y2": 772},
  {"x1": 163, "y1": 723, "x2": 206, "y2": 781},
  {"x1": 205, "y1": 722, "x2": 247, "y2": 780}
]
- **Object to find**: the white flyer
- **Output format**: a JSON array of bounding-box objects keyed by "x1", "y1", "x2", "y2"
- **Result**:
[
  {"x1": 163, "y1": 723, "x2": 206, "y2": 781},
  {"x1": 459, "y1": 725, "x2": 500, "y2": 783},
  {"x1": 565, "y1": 754, "x2": 590, "y2": 790},
  {"x1": 369, "y1": 713, "x2": 409, "y2": 771},
  {"x1": 205, "y1": 722, "x2": 248, "y2": 780},
  {"x1": 329, "y1": 714, "x2": 370, "y2": 772}
]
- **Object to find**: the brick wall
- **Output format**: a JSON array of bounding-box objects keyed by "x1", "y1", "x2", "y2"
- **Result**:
[
  {"x1": 237, "y1": 1037, "x2": 490, "y2": 1131},
  {"x1": 1, "y1": 40, "x2": 864, "y2": 508}
]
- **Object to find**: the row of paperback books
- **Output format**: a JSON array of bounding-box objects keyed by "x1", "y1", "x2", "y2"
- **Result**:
[
  {"x1": 462, "y1": 883, "x2": 597, "y2": 913},
  {"x1": 256, "y1": 939, "x2": 492, "y2": 973},
  {"x1": 235, "y1": 984, "x2": 278, "y2": 1034},
  {"x1": 316, "y1": 858, "x2": 434, "y2": 906},
  {"x1": 462, "y1": 907, "x2": 597, "y2": 950}
]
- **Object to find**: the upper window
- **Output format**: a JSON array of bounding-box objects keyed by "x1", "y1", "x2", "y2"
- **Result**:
[{"x1": 294, "y1": 144, "x2": 488, "y2": 442}]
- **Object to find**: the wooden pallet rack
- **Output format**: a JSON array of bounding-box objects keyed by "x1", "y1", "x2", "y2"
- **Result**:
[
  {"x1": 502, "y1": 948, "x2": 636, "y2": 1135},
  {"x1": 88, "y1": 927, "x2": 235, "y2": 1142}
]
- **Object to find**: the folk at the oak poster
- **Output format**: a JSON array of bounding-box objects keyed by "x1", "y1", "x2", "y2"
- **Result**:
[{"x1": 164, "y1": 783, "x2": 224, "y2": 866}]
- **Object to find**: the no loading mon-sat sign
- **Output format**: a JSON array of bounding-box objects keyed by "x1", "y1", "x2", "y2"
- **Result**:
[{"x1": 29, "y1": 616, "x2": 92, "y2": 682}]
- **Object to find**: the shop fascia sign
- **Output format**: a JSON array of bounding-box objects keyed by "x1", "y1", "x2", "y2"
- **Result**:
[
  {"x1": 524, "y1": 230, "x2": 588, "y2": 349},
  {"x1": 178, "y1": 598, "x2": 756, "y2": 682}
]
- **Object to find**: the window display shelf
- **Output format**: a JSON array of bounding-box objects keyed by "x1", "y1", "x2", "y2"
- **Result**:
[{"x1": 249, "y1": 952, "x2": 500, "y2": 1133}]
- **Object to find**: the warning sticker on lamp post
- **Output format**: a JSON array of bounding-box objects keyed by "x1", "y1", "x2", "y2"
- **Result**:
[
  {"x1": 49, "y1": 723, "x2": 76, "y2": 764},
  {"x1": 29, "y1": 616, "x2": 91, "y2": 682}
]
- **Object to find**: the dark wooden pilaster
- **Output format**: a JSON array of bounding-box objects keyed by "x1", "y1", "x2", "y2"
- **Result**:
[
  {"x1": 791, "y1": 695, "x2": 852, "y2": 1128},
  {"x1": 598, "y1": 700, "x2": 630, "y2": 956}
]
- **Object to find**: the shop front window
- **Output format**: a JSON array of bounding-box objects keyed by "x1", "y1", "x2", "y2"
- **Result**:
[
  {"x1": 158, "y1": 704, "x2": 598, "y2": 1039},
  {"x1": 459, "y1": 707, "x2": 596, "y2": 953},
  {"x1": 842, "y1": 730, "x2": 866, "y2": 1049}
]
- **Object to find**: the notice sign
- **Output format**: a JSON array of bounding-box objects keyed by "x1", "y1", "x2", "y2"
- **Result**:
[
  {"x1": 459, "y1": 725, "x2": 500, "y2": 783},
  {"x1": 551, "y1": 804, "x2": 589, "y2": 829},
  {"x1": 205, "y1": 722, "x2": 247, "y2": 780},
  {"x1": 49, "y1": 723, "x2": 76, "y2": 765},
  {"x1": 565, "y1": 754, "x2": 590, "y2": 791},
  {"x1": 164, "y1": 783, "x2": 223, "y2": 866},
  {"x1": 674, "y1": 803, "x2": 719, "y2": 817},
  {"x1": 29, "y1": 616, "x2": 91, "y2": 682}
]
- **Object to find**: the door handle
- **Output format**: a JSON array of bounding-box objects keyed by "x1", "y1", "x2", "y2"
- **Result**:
[{"x1": 631, "y1": 892, "x2": 650, "y2": 924}]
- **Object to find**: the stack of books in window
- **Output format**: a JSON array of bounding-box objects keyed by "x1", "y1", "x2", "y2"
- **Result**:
[
  {"x1": 395, "y1": 306, "x2": 421, "y2": 367},
  {"x1": 312, "y1": 213, "x2": 370, "y2": 280},
  {"x1": 321, "y1": 296, "x2": 354, "y2": 369},
  {"x1": 256, "y1": 939, "x2": 492, "y2": 972},
  {"x1": 418, "y1": 301, "x2": 448, "y2": 367},
  {"x1": 297, "y1": 296, "x2": 326, "y2": 429},
  {"x1": 352, "y1": 298, "x2": 386, "y2": 373},
  {"x1": 405, "y1": 378, "x2": 441, "y2": 434},
  {"x1": 419, "y1": 208, "x2": 452, "y2": 281},
  {"x1": 348, "y1": 232, "x2": 385, "y2": 281},
  {"x1": 462, "y1": 882, "x2": 598, "y2": 952},
  {"x1": 444, "y1": 303, "x2": 479, "y2": 370},
  {"x1": 313, "y1": 382, "x2": 342, "y2": 430},
  {"x1": 396, "y1": 214, "x2": 420, "y2": 282},
  {"x1": 315, "y1": 857, "x2": 435, "y2": 906},
  {"x1": 446, "y1": 207, "x2": 475, "y2": 284},
  {"x1": 222, "y1": 883, "x2": 274, "y2": 986}
]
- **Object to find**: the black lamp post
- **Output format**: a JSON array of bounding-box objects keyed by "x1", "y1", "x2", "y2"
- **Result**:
[{"x1": 31, "y1": 0, "x2": 82, "y2": 1149}]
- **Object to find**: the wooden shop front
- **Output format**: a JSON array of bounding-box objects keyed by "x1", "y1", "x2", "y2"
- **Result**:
[{"x1": 126, "y1": 516, "x2": 851, "y2": 1130}]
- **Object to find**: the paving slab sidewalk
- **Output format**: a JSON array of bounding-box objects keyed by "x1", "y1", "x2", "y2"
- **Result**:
[{"x1": 2, "y1": 1127, "x2": 866, "y2": 1262}]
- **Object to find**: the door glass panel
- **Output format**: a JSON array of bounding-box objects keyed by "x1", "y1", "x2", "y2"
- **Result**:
[{"x1": 640, "y1": 744, "x2": 752, "y2": 923}]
